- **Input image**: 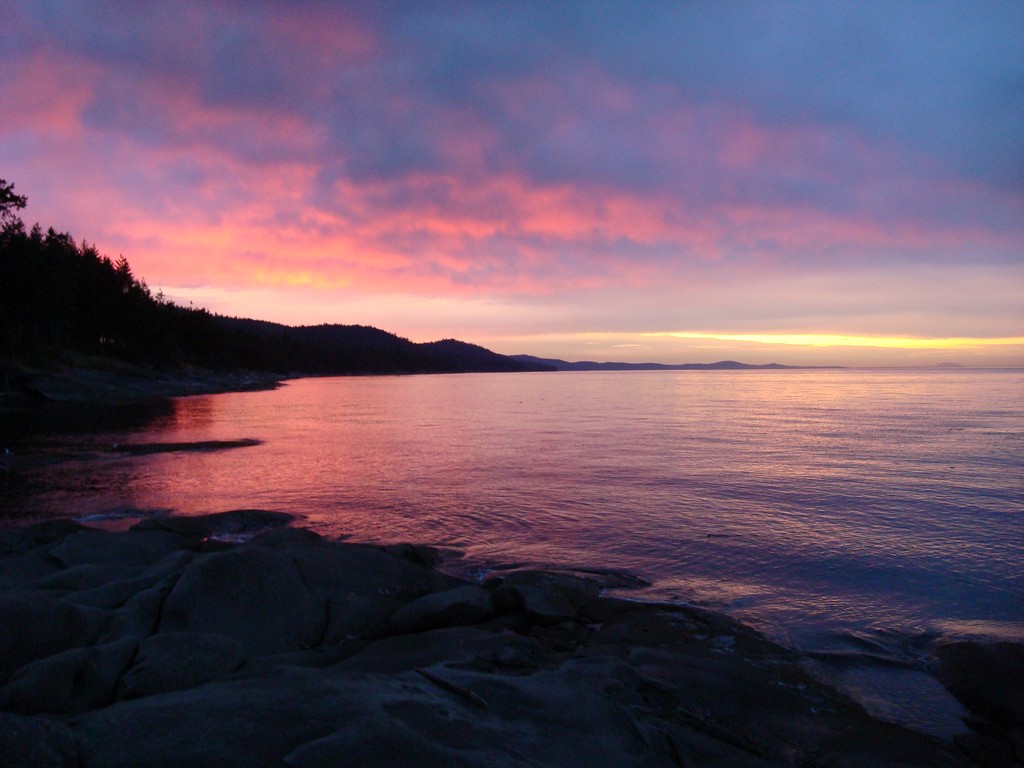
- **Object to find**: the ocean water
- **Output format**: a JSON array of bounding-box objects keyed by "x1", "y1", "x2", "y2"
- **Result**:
[{"x1": 2, "y1": 369, "x2": 1021, "y2": 734}]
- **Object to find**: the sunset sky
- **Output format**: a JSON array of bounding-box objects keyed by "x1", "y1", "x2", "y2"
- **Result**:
[{"x1": 2, "y1": 2, "x2": 1022, "y2": 366}]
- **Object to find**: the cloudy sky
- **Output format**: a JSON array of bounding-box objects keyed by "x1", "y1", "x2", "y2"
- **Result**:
[{"x1": 2, "y1": 1, "x2": 1022, "y2": 365}]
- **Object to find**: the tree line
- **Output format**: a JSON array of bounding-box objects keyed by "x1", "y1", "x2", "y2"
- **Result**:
[{"x1": 0, "y1": 179, "x2": 548, "y2": 375}]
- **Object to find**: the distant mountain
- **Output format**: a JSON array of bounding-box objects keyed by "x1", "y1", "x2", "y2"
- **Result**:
[
  {"x1": 510, "y1": 355, "x2": 837, "y2": 371},
  {"x1": 209, "y1": 319, "x2": 555, "y2": 375},
  {"x1": 0, "y1": 181, "x2": 553, "y2": 379}
]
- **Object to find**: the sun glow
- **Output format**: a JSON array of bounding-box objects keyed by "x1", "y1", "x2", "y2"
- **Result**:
[{"x1": 644, "y1": 332, "x2": 1024, "y2": 350}]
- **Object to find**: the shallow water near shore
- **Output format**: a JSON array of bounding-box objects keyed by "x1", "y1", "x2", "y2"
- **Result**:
[{"x1": 2, "y1": 368, "x2": 1021, "y2": 736}]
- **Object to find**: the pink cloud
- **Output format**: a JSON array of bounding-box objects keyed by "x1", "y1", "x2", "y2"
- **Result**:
[{"x1": 1, "y1": 2, "x2": 1019, "y2": 357}]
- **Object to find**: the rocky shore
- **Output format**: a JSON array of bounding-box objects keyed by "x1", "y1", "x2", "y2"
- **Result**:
[
  {"x1": 0, "y1": 511, "x2": 1019, "y2": 767},
  {"x1": 2, "y1": 364, "x2": 283, "y2": 405}
]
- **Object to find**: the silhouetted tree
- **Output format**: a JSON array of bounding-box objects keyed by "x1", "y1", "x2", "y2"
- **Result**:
[
  {"x1": 0, "y1": 178, "x2": 27, "y2": 229},
  {"x1": 0, "y1": 176, "x2": 549, "y2": 374}
]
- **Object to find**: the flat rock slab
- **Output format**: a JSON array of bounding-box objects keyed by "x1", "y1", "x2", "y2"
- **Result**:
[
  {"x1": 0, "y1": 637, "x2": 138, "y2": 714},
  {"x1": 391, "y1": 585, "x2": 495, "y2": 634},
  {"x1": 73, "y1": 660, "x2": 663, "y2": 768},
  {"x1": 119, "y1": 632, "x2": 244, "y2": 700},
  {"x1": 158, "y1": 547, "x2": 324, "y2": 656},
  {"x1": 0, "y1": 594, "x2": 109, "y2": 682},
  {"x1": 50, "y1": 529, "x2": 192, "y2": 568},
  {"x1": 0, "y1": 712, "x2": 78, "y2": 768}
]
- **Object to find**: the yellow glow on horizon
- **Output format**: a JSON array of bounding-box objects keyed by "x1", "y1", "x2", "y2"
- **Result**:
[{"x1": 645, "y1": 332, "x2": 1024, "y2": 349}]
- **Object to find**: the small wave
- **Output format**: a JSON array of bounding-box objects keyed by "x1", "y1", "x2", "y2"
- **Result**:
[
  {"x1": 75, "y1": 506, "x2": 172, "y2": 522},
  {"x1": 206, "y1": 532, "x2": 258, "y2": 544}
]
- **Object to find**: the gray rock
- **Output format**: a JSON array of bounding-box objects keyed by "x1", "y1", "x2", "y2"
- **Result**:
[
  {"x1": 280, "y1": 539, "x2": 456, "y2": 641},
  {"x1": 298, "y1": 657, "x2": 681, "y2": 767},
  {"x1": 141, "y1": 547, "x2": 197, "y2": 576},
  {"x1": 493, "y1": 571, "x2": 599, "y2": 626},
  {"x1": 0, "y1": 521, "x2": 973, "y2": 767},
  {"x1": 1, "y1": 519, "x2": 85, "y2": 553},
  {"x1": 935, "y1": 640, "x2": 1024, "y2": 732},
  {"x1": 0, "y1": 637, "x2": 138, "y2": 714},
  {"x1": 72, "y1": 660, "x2": 659, "y2": 768},
  {"x1": 323, "y1": 595, "x2": 404, "y2": 644},
  {"x1": 337, "y1": 625, "x2": 541, "y2": 675},
  {"x1": 383, "y1": 542, "x2": 445, "y2": 567},
  {"x1": 289, "y1": 540, "x2": 456, "y2": 603},
  {"x1": 49, "y1": 529, "x2": 191, "y2": 569},
  {"x1": 27, "y1": 563, "x2": 145, "y2": 597},
  {"x1": 0, "y1": 528, "x2": 33, "y2": 557},
  {"x1": 99, "y1": 587, "x2": 169, "y2": 642},
  {"x1": 244, "y1": 526, "x2": 324, "y2": 549},
  {"x1": 119, "y1": 632, "x2": 244, "y2": 699},
  {"x1": 490, "y1": 584, "x2": 525, "y2": 611},
  {"x1": 158, "y1": 547, "x2": 324, "y2": 656},
  {"x1": 0, "y1": 712, "x2": 79, "y2": 768},
  {"x1": 75, "y1": 666, "x2": 349, "y2": 767},
  {"x1": 390, "y1": 585, "x2": 494, "y2": 634},
  {"x1": 65, "y1": 550, "x2": 193, "y2": 613},
  {"x1": 0, "y1": 594, "x2": 108, "y2": 682},
  {"x1": 0, "y1": 547, "x2": 63, "y2": 589}
]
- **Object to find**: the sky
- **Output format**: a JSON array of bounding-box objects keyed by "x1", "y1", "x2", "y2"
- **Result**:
[{"x1": 1, "y1": 1, "x2": 1022, "y2": 366}]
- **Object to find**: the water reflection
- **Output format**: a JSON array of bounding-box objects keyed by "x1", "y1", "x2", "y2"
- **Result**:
[
  {"x1": 0, "y1": 398, "x2": 176, "y2": 445},
  {"x1": 1, "y1": 371, "x2": 1021, "y2": 652},
  {"x1": 169, "y1": 395, "x2": 218, "y2": 430},
  {"x1": 2, "y1": 370, "x2": 1020, "y2": 738}
]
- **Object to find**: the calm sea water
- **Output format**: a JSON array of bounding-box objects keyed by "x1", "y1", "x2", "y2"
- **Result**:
[{"x1": 2, "y1": 369, "x2": 1021, "y2": 733}]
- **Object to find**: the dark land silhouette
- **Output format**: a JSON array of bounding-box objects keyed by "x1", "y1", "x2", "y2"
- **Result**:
[
  {"x1": 511, "y1": 355, "x2": 842, "y2": 371},
  {"x1": 0, "y1": 179, "x2": 549, "y2": 394}
]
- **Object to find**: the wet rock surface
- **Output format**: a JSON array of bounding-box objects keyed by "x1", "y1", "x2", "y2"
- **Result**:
[{"x1": 0, "y1": 512, "x2": 1014, "y2": 767}]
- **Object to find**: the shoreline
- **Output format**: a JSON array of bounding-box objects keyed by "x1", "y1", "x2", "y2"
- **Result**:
[
  {"x1": 1, "y1": 511, "x2": 1019, "y2": 767},
  {"x1": 1, "y1": 363, "x2": 285, "y2": 406}
]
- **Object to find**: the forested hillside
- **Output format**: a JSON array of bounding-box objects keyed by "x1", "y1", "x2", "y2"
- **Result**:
[{"x1": 0, "y1": 179, "x2": 548, "y2": 376}]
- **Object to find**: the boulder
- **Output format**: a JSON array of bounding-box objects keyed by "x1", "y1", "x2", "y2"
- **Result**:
[
  {"x1": 0, "y1": 528, "x2": 33, "y2": 557},
  {"x1": 323, "y1": 595, "x2": 405, "y2": 644},
  {"x1": 49, "y1": 529, "x2": 192, "y2": 569},
  {"x1": 935, "y1": 641, "x2": 1024, "y2": 732},
  {"x1": 289, "y1": 540, "x2": 457, "y2": 603},
  {"x1": 0, "y1": 594, "x2": 108, "y2": 682},
  {"x1": 493, "y1": 571, "x2": 600, "y2": 626},
  {"x1": 27, "y1": 563, "x2": 145, "y2": 598},
  {"x1": 29, "y1": 561, "x2": 147, "y2": 610},
  {"x1": 62, "y1": 550, "x2": 193, "y2": 613},
  {"x1": 158, "y1": 547, "x2": 323, "y2": 656},
  {"x1": 4, "y1": 519, "x2": 85, "y2": 552},
  {"x1": 119, "y1": 632, "x2": 244, "y2": 699},
  {"x1": 0, "y1": 546, "x2": 63, "y2": 589},
  {"x1": 383, "y1": 542, "x2": 445, "y2": 567},
  {"x1": 0, "y1": 637, "x2": 138, "y2": 714},
  {"x1": 0, "y1": 712, "x2": 79, "y2": 768},
  {"x1": 99, "y1": 587, "x2": 169, "y2": 642},
  {"x1": 390, "y1": 585, "x2": 494, "y2": 634}
]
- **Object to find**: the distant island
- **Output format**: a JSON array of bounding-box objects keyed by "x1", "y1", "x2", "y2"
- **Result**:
[{"x1": 511, "y1": 355, "x2": 842, "y2": 371}]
